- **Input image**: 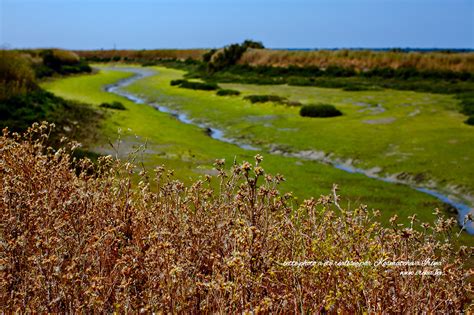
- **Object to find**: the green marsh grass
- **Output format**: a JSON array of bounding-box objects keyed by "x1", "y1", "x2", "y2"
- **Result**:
[{"x1": 41, "y1": 65, "x2": 474, "y2": 230}]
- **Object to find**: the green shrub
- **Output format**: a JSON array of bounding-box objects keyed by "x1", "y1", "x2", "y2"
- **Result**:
[
  {"x1": 34, "y1": 49, "x2": 92, "y2": 78},
  {"x1": 141, "y1": 61, "x2": 158, "y2": 67},
  {"x1": 0, "y1": 89, "x2": 100, "y2": 142},
  {"x1": 216, "y1": 89, "x2": 240, "y2": 96},
  {"x1": 242, "y1": 39, "x2": 265, "y2": 49},
  {"x1": 179, "y1": 80, "x2": 219, "y2": 91},
  {"x1": 465, "y1": 116, "x2": 474, "y2": 125},
  {"x1": 243, "y1": 94, "x2": 287, "y2": 104},
  {"x1": 99, "y1": 101, "x2": 126, "y2": 110},
  {"x1": 207, "y1": 40, "x2": 264, "y2": 72},
  {"x1": 300, "y1": 104, "x2": 343, "y2": 118},
  {"x1": 325, "y1": 65, "x2": 356, "y2": 77},
  {"x1": 457, "y1": 93, "x2": 474, "y2": 116},
  {"x1": 208, "y1": 44, "x2": 247, "y2": 72},
  {"x1": 202, "y1": 49, "x2": 217, "y2": 63},
  {"x1": 59, "y1": 61, "x2": 92, "y2": 75},
  {"x1": 170, "y1": 79, "x2": 186, "y2": 86}
]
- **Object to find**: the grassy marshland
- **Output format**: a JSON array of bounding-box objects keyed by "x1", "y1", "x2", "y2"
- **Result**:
[{"x1": 42, "y1": 66, "x2": 474, "y2": 230}]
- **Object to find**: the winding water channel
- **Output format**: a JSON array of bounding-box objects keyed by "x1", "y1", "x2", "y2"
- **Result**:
[{"x1": 103, "y1": 67, "x2": 474, "y2": 235}]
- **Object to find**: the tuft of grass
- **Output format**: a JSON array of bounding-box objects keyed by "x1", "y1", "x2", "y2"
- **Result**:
[
  {"x1": 1, "y1": 123, "x2": 471, "y2": 313},
  {"x1": 300, "y1": 104, "x2": 343, "y2": 118},
  {"x1": 243, "y1": 94, "x2": 287, "y2": 104},
  {"x1": 178, "y1": 80, "x2": 220, "y2": 91},
  {"x1": 170, "y1": 79, "x2": 220, "y2": 90},
  {"x1": 216, "y1": 89, "x2": 241, "y2": 96},
  {"x1": 170, "y1": 79, "x2": 187, "y2": 86},
  {"x1": 99, "y1": 101, "x2": 126, "y2": 110}
]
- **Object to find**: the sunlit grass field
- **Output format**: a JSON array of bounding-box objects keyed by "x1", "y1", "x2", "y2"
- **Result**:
[{"x1": 123, "y1": 66, "x2": 474, "y2": 195}]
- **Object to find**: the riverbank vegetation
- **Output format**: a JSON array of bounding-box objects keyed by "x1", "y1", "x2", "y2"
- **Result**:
[
  {"x1": 1, "y1": 124, "x2": 471, "y2": 312},
  {"x1": 0, "y1": 50, "x2": 99, "y2": 146},
  {"x1": 240, "y1": 48, "x2": 474, "y2": 72},
  {"x1": 78, "y1": 42, "x2": 474, "y2": 124},
  {"x1": 100, "y1": 101, "x2": 126, "y2": 110},
  {"x1": 43, "y1": 66, "x2": 471, "y2": 228},
  {"x1": 83, "y1": 43, "x2": 474, "y2": 126},
  {"x1": 216, "y1": 88, "x2": 240, "y2": 96}
]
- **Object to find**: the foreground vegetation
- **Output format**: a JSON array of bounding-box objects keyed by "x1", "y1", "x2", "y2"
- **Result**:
[
  {"x1": 1, "y1": 46, "x2": 473, "y2": 311},
  {"x1": 1, "y1": 123, "x2": 472, "y2": 312}
]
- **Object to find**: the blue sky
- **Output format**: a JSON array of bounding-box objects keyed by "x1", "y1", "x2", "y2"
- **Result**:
[{"x1": 1, "y1": 0, "x2": 473, "y2": 49}]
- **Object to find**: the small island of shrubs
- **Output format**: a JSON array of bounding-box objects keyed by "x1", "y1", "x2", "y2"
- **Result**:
[
  {"x1": 300, "y1": 104, "x2": 343, "y2": 118},
  {"x1": 465, "y1": 116, "x2": 474, "y2": 126},
  {"x1": 243, "y1": 94, "x2": 287, "y2": 104},
  {"x1": 216, "y1": 89, "x2": 241, "y2": 96},
  {"x1": 243, "y1": 94, "x2": 302, "y2": 106},
  {"x1": 170, "y1": 79, "x2": 219, "y2": 91},
  {"x1": 99, "y1": 101, "x2": 126, "y2": 110}
]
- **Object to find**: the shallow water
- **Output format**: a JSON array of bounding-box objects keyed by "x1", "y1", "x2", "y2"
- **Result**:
[{"x1": 101, "y1": 66, "x2": 474, "y2": 235}]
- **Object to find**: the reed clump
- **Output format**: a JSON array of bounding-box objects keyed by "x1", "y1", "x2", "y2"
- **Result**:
[
  {"x1": 1, "y1": 122, "x2": 472, "y2": 313},
  {"x1": 240, "y1": 49, "x2": 474, "y2": 73}
]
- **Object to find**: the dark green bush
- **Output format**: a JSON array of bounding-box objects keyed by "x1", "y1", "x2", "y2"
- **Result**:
[
  {"x1": 202, "y1": 49, "x2": 217, "y2": 63},
  {"x1": 141, "y1": 61, "x2": 158, "y2": 67},
  {"x1": 300, "y1": 104, "x2": 343, "y2": 118},
  {"x1": 34, "y1": 50, "x2": 92, "y2": 78},
  {"x1": 0, "y1": 89, "x2": 100, "y2": 137},
  {"x1": 242, "y1": 39, "x2": 265, "y2": 49},
  {"x1": 325, "y1": 65, "x2": 356, "y2": 77},
  {"x1": 216, "y1": 89, "x2": 240, "y2": 96},
  {"x1": 208, "y1": 44, "x2": 247, "y2": 72},
  {"x1": 207, "y1": 40, "x2": 264, "y2": 72},
  {"x1": 59, "y1": 61, "x2": 92, "y2": 75},
  {"x1": 243, "y1": 95, "x2": 287, "y2": 104},
  {"x1": 33, "y1": 64, "x2": 55, "y2": 79},
  {"x1": 170, "y1": 79, "x2": 186, "y2": 86},
  {"x1": 179, "y1": 80, "x2": 220, "y2": 91},
  {"x1": 465, "y1": 116, "x2": 474, "y2": 125},
  {"x1": 456, "y1": 93, "x2": 474, "y2": 116},
  {"x1": 99, "y1": 101, "x2": 126, "y2": 110}
]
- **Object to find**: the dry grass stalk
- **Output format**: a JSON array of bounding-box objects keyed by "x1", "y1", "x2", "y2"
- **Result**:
[
  {"x1": 1, "y1": 122, "x2": 472, "y2": 312},
  {"x1": 240, "y1": 49, "x2": 474, "y2": 72}
]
